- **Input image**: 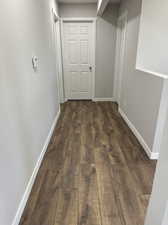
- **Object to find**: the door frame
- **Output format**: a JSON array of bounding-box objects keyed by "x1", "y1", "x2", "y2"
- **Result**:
[
  {"x1": 54, "y1": 19, "x2": 65, "y2": 103},
  {"x1": 52, "y1": 9, "x2": 65, "y2": 104},
  {"x1": 114, "y1": 11, "x2": 128, "y2": 106},
  {"x1": 61, "y1": 17, "x2": 97, "y2": 102}
]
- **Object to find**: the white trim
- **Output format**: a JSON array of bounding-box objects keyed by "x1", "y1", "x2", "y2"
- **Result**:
[
  {"x1": 12, "y1": 108, "x2": 61, "y2": 225},
  {"x1": 52, "y1": 14, "x2": 64, "y2": 103},
  {"x1": 119, "y1": 107, "x2": 159, "y2": 160},
  {"x1": 60, "y1": 19, "x2": 66, "y2": 102},
  {"x1": 93, "y1": 97, "x2": 116, "y2": 102},
  {"x1": 114, "y1": 11, "x2": 128, "y2": 105},
  {"x1": 97, "y1": 0, "x2": 110, "y2": 16},
  {"x1": 55, "y1": 20, "x2": 65, "y2": 103},
  {"x1": 51, "y1": 12, "x2": 63, "y2": 104},
  {"x1": 60, "y1": 18, "x2": 96, "y2": 101},
  {"x1": 113, "y1": 21, "x2": 120, "y2": 100},
  {"x1": 52, "y1": 8, "x2": 59, "y2": 23},
  {"x1": 61, "y1": 17, "x2": 97, "y2": 22},
  {"x1": 136, "y1": 67, "x2": 168, "y2": 80},
  {"x1": 150, "y1": 152, "x2": 159, "y2": 160},
  {"x1": 92, "y1": 19, "x2": 96, "y2": 100}
]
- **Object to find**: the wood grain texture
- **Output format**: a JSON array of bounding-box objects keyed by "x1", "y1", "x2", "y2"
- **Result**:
[{"x1": 19, "y1": 101, "x2": 156, "y2": 225}]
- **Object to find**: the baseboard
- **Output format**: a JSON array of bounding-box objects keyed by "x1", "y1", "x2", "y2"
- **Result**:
[
  {"x1": 150, "y1": 152, "x2": 159, "y2": 160},
  {"x1": 119, "y1": 107, "x2": 159, "y2": 160},
  {"x1": 93, "y1": 97, "x2": 116, "y2": 102},
  {"x1": 12, "y1": 107, "x2": 61, "y2": 225}
]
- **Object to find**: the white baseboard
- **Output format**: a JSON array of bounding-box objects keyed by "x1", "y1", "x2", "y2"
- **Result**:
[
  {"x1": 12, "y1": 107, "x2": 61, "y2": 225},
  {"x1": 93, "y1": 97, "x2": 116, "y2": 102},
  {"x1": 64, "y1": 98, "x2": 116, "y2": 102},
  {"x1": 150, "y1": 152, "x2": 159, "y2": 160},
  {"x1": 119, "y1": 107, "x2": 159, "y2": 160}
]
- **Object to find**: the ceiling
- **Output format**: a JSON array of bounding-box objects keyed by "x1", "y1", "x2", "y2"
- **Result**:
[{"x1": 58, "y1": 0, "x2": 120, "y2": 3}]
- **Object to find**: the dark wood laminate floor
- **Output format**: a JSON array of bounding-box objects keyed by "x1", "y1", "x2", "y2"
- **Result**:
[{"x1": 20, "y1": 101, "x2": 156, "y2": 225}]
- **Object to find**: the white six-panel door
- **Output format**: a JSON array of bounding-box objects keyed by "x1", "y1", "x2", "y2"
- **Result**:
[{"x1": 62, "y1": 22, "x2": 94, "y2": 100}]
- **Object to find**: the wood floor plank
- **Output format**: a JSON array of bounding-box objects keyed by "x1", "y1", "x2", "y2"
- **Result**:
[
  {"x1": 19, "y1": 101, "x2": 156, "y2": 225},
  {"x1": 95, "y1": 148, "x2": 125, "y2": 225},
  {"x1": 93, "y1": 103, "x2": 125, "y2": 225},
  {"x1": 54, "y1": 189, "x2": 78, "y2": 225},
  {"x1": 138, "y1": 194, "x2": 151, "y2": 220},
  {"x1": 53, "y1": 102, "x2": 82, "y2": 225},
  {"x1": 78, "y1": 161, "x2": 102, "y2": 225},
  {"x1": 78, "y1": 102, "x2": 102, "y2": 225}
]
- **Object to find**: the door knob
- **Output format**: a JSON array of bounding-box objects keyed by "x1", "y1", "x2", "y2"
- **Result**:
[{"x1": 89, "y1": 66, "x2": 92, "y2": 71}]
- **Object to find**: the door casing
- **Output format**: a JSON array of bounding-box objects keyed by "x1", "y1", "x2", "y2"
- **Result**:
[
  {"x1": 114, "y1": 11, "x2": 128, "y2": 106},
  {"x1": 53, "y1": 19, "x2": 65, "y2": 103}
]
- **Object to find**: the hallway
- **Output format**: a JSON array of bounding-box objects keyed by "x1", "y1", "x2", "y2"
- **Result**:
[{"x1": 20, "y1": 101, "x2": 156, "y2": 225}]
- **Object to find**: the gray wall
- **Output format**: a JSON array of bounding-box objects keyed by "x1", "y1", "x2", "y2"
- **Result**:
[
  {"x1": 95, "y1": 4, "x2": 118, "y2": 98},
  {"x1": 59, "y1": 3, "x2": 97, "y2": 17},
  {"x1": 0, "y1": 0, "x2": 60, "y2": 224},
  {"x1": 119, "y1": 0, "x2": 164, "y2": 151},
  {"x1": 137, "y1": 0, "x2": 168, "y2": 75},
  {"x1": 59, "y1": 3, "x2": 118, "y2": 99},
  {"x1": 145, "y1": 81, "x2": 168, "y2": 225}
]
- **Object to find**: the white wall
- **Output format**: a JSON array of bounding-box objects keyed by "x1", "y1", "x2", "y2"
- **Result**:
[
  {"x1": 0, "y1": 0, "x2": 60, "y2": 224},
  {"x1": 96, "y1": 4, "x2": 119, "y2": 98},
  {"x1": 119, "y1": 0, "x2": 164, "y2": 156},
  {"x1": 136, "y1": 0, "x2": 168, "y2": 76},
  {"x1": 59, "y1": 3, "x2": 118, "y2": 99}
]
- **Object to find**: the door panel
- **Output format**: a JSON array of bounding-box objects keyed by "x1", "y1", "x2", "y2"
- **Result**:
[
  {"x1": 80, "y1": 40, "x2": 89, "y2": 64},
  {"x1": 71, "y1": 71, "x2": 79, "y2": 91},
  {"x1": 68, "y1": 40, "x2": 79, "y2": 64},
  {"x1": 80, "y1": 24, "x2": 89, "y2": 34},
  {"x1": 62, "y1": 22, "x2": 94, "y2": 100}
]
